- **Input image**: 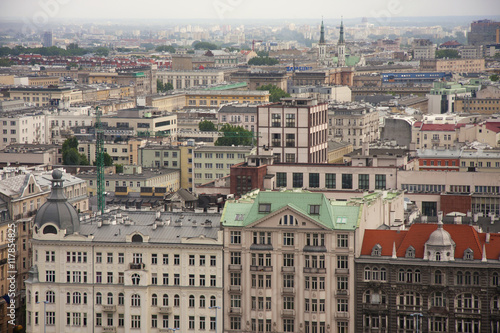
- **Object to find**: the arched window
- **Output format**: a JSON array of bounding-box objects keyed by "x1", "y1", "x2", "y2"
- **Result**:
[
  {"x1": 456, "y1": 271, "x2": 464, "y2": 285},
  {"x1": 131, "y1": 234, "x2": 143, "y2": 242},
  {"x1": 174, "y1": 294, "x2": 180, "y2": 307},
  {"x1": 430, "y1": 292, "x2": 446, "y2": 308},
  {"x1": 43, "y1": 225, "x2": 57, "y2": 234},
  {"x1": 380, "y1": 268, "x2": 387, "y2": 281},
  {"x1": 492, "y1": 296, "x2": 500, "y2": 310},
  {"x1": 163, "y1": 294, "x2": 169, "y2": 306},
  {"x1": 73, "y1": 292, "x2": 81, "y2": 304},
  {"x1": 406, "y1": 269, "x2": 413, "y2": 283},
  {"x1": 107, "y1": 292, "x2": 113, "y2": 305},
  {"x1": 46, "y1": 291, "x2": 55, "y2": 303},
  {"x1": 199, "y1": 295, "x2": 205, "y2": 308},
  {"x1": 151, "y1": 294, "x2": 157, "y2": 306},
  {"x1": 434, "y1": 270, "x2": 443, "y2": 285},
  {"x1": 463, "y1": 248, "x2": 474, "y2": 260},
  {"x1": 398, "y1": 269, "x2": 405, "y2": 282},
  {"x1": 189, "y1": 295, "x2": 195, "y2": 308},
  {"x1": 493, "y1": 272, "x2": 499, "y2": 287},
  {"x1": 364, "y1": 267, "x2": 371, "y2": 281},
  {"x1": 118, "y1": 293, "x2": 124, "y2": 305},
  {"x1": 397, "y1": 291, "x2": 421, "y2": 310},
  {"x1": 464, "y1": 272, "x2": 472, "y2": 285},
  {"x1": 279, "y1": 214, "x2": 298, "y2": 225},
  {"x1": 435, "y1": 252, "x2": 441, "y2": 261},
  {"x1": 96, "y1": 292, "x2": 102, "y2": 305},
  {"x1": 414, "y1": 269, "x2": 421, "y2": 283},
  {"x1": 83, "y1": 293, "x2": 87, "y2": 304},
  {"x1": 131, "y1": 294, "x2": 141, "y2": 307},
  {"x1": 35, "y1": 291, "x2": 39, "y2": 304},
  {"x1": 456, "y1": 293, "x2": 480, "y2": 313},
  {"x1": 371, "y1": 244, "x2": 382, "y2": 256},
  {"x1": 210, "y1": 296, "x2": 216, "y2": 307},
  {"x1": 131, "y1": 273, "x2": 140, "y2": 285},
  {"x1": 28, "y1": 290, "x2": 31, "y2": 304},
  {"x1": 473, "y1": 272, "x2": 480, "y2": 285},
  {"x1": 66, "y1": 292, "x2": 71, "y2": 304},
  {"x1": 372, "y1": 267, "x2": 379, "y2": 281}
]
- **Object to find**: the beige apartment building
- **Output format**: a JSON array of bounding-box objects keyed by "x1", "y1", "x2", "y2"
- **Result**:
[
  {"x1": 186, "y1": 90, "x2": 270, "y2": 108},
  {"x1": 420, "y1": 58, "x2": 485, "y2": 72},
  {"x1": 146, "y1": 94, "x2": 186, "y2": 112},
  {"x1": 0, "y1": 113, "x2": 46, "y2": 149},
  {"x1": 9, "y1": 86, "x2": 75, "y2": 107},
  {"x1": 28, "y1": 76, "x2": 60, "y2": 87},
  {"x1": 328, "y1": 105, "x2": 380, "y2": 149},
  {"x1": 157, "y1": 70, "x2": 225, "y2": 89}
]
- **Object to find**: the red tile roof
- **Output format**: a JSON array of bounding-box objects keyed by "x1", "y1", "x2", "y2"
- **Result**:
[
  {"x1": 485, "y1": 122, "x2": 500, "y2": 133},
  {"x1": 420, "y1": 124, "x2": 457, "y2": 131},
  {"x1": 361, "y1": 224, "x2": 499, "y2": 260}
]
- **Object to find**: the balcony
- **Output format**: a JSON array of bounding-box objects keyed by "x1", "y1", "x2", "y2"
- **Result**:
[
  {"x1": 281, "y1": 309, "x2": 295, "y2": 317},
  {"x1": 281, "y1": 287, "x2": 295, "y2": 295},
  {"x1": 336, "y1": 312, "x2": 350, "y2": 318},
  {"x1": 129, "y1": 262, "x2": 145, "y2": 270},
  {"x1": 102, "y1": 305, "x2": 116, "y2": 312},
  {"x1": 281, "y1": 266, "x2": 295, "y2": 273},
  {"x1": 228, "y1": 285, "x2": 242, "y2": 293},
  {"x1": 303, "y1": 245, "x2": 327, "y2": 253},
  {"x1": 250, "y1": 265, "x2": 273, "y2": 272},
  {"x1": 303, "y1": 267, "x2": 326, "y2": 274},
  {"x1": 103, "y1": 327, "x2": 116, "y2": 332},
  {"x1": 336, "y1": 290, "x2": 349, "y2": 296},
  {"x1": 158, "y1": 306, "x2": 173, "y2": 314},
  {"x1": 159, "y1": 329, "x2": 172, "y2": 333},
  {"x1": 335, "y1": 268, "x2": 349, "y2": 274},
  {"x1": 228, "y1": 264, "x2": 242, "y2": 271},
  {"x1": 229, "y1": 307, "x2": 242, "y2": 314},
  {"x1": 363, "y1": 303, "x2": 388, "y2": 312}
]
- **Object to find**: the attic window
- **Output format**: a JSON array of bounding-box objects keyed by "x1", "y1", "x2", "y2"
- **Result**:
[
  {"x1": 405, "y1": 246, "x2": 415, "y2": 258},
  {"x1": 336, "y1": 217, "x2": 347, "y2": 224},
  {"x1": 310, "y1": 205, "x2": 320, "y2": 215},
  {"x1": 279, "y1": 214, "x2": 298, "y2": 225},
  {"x1": 235, "y1": 214, "x2": 245, "y2": 221},
  {"x1": 42, "y1": 225, "x2": 57, "y2": 235},
  {"x1": 371, "y1": 244, "x2": 382, "y2": 256},
  {"x1": 259, "y1": 204, "x2": 271, "y2": 213},
  {"x1": 131, "y1": 234, "x2": 143, "y2": 243},
  {"x1": 463, "y1": 248, "x2": 474, "y2": 261}
]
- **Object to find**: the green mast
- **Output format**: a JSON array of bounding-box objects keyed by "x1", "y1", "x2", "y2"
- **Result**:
[{"x1": 95, "y1": 106, "x2": 105, "y2": 214}]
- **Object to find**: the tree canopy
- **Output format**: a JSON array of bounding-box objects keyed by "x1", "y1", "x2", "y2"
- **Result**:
[
  {"x1": 157, "y1": 80, "x2": 174, "y2": 93},
  {"x1": 0, "y1": 45, "x2": 107, "y2": 57},
  {"x1": 436, "y1": 49, "x2": 460, "y2": 59},
  {"x1": 193, "y1": 41, "x2": 219, "y2": 50},
  {"x1": 215, "y1": 124, "x2": 253, "y2": 146},
  {"x1": 62, "y1": 137, "x2": 89, "y2": 165},
  {"x1": 257, "y1": 84, "x2": 291, "y2": 102},
  {"x1": 199, "y1": 120, "x2": 217, "y2": 131},
  {"x1": 248, "y1": 56, "x2": 279, "y2": 66},
  {"x1": 155, "y1": 45, "x2": 176, "y2": 53},
  {"x1": 490, "y1": 74, "x2": 499, "y2": 82}
]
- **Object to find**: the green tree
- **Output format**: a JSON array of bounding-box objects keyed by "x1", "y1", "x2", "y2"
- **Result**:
[
  {"x1": 62, "y1": 137, "x2": 78, "y2": 152},
  {"x1": 490, "y1": 74, "x2": 499, "y2": 82},
  {"x1": 257, "y1": 84, "x2": 290, "y2": 102},
  {"x1": 93, "y1": 47, "x2": 109, "y2": 57},
  {"x1": 62, "y1": 137, "x2": 89, "y2": 165},
  {"x1": 215, "y1": 124, "x2": 253, "y2": 146},
  {"x1": 103, "y1": 152, "x2": 113, "y2": 166},
  {"x1": 436, "y1": 49, "x2": 460, "y2": 59},
  {"x1": 193, "y1": 41, "x2": 219, "y2": 50},
  {"x1": 248, "y1": 56, "x2": 279, "y2": 66},
  {"x1": 157, "y1": 80, "x2": 174, "y2": 92},
  {"x1": 164, "y1": 82, "x2": 174, "y2": 91},
  {"x1": 155, "y1": 45, "x2": 176, "y2": 53},
  {"x1": 115, "y1": 164, "x2": 124, "y2": 173},
  {"x1": 257, "y1": 51, "x2": 269, "y2": 57},
  {"x1": 199, "y1": 120, "x2": 216, "y2": 131},
  {"x1": 0, "y1": 59, "x2": 12, "y2": 67}
]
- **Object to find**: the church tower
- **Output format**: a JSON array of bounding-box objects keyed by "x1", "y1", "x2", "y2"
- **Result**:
[
  {"x1": 318, "y1": 19, "x2": 327, "y2": 65},
  {"x1": 337, "y1": 17, "x2": 346, "y2": 67}
]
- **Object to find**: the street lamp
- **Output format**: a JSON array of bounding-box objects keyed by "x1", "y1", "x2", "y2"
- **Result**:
[
  {"x1": 209, "y1": 306, "x2": 221, "y2": 333},
  {"x1": 410, "y1": 312, "x2": 423, "y2": 333},
  {"x1": 36, "y1": 301, "x2": 49, "y2": 333}
]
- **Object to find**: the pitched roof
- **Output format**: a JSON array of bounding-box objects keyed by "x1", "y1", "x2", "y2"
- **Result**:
[
  {"x1": 420, "y1": 124, "x2": 456, "y2": 131},
  {"x1": 485, "y1": 122, "x2": 500, "y2": 133},
  {"x1": 222, "y1": 190, "x2": 360, "y2": 230},
  {"x1": 361, "y1": 223, "x2": 499, "y2": 260}
]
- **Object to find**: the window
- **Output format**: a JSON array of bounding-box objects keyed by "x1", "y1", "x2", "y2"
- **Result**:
[
  {"x1": 230, "y1": 252, "x2": 241, "y2": 265},
  {"x1": 375, "y1": 174, "x2": 386, "y2": 190},
  {"x1": 286, "y1": 133, "x2": 295, "y2": 147},
  {"x1": 230, "y1": 231, "x2": 241, "y2": 244},
  {"x1": 151, "y1": 254, "x2": 157, "y2": 265},
  {"x1": 337, "y1": 256, "x2": 348, "y2": 269},
  {"x1": 46, "y1": 270, "x2": 55, "y2": 282},
  {"x1": 342, "y1": 174, "x2": 352, "y2": 189},
  {"x1": 337, "y1": 234, "x2": 348, "y2": 248},
  {"x1": 276, "y1": 172, "x2": 287, "y2": 187},
  {"x1": 174, "y1": 254, "x2": 180, "y2": 265},
  {"x1": 434, "y1": 270, "x2": 443, "y2": 285},
  {"x1": 272, "y1": 113, "x2": 281, "y2": 127},
  {"x1": 283, "y1": 319, "x2": 294, "y2": 332},
  {"x1": 96, "y1": 293, "x2": 102, "y2": 305},
  {"x1": 210, "y1": 255, "x2": 216, "y2": 266},
  {"x1": 283, "y1": 253, "x2": 294, "y2": 267},
  {"x1": 272, "y1": 133, "x2": 281, "y2": 147},
  {"x1": 325, "y1": 173, "x2": 336, "y2": 188},
  {"x1": 337, "y1": 276, "x2": 348, "y2": 291},
  {"x1": 309, "y1": 173, "x2": 319, "y2": 188},
  {"x1": 131, "y1": 294, "x2": 141, "y2": 307},
  {"x1": 310, "y1": 205, "x2": 320, "y2": 215},
  {"x1": 292, "y1": 173, "x2": 303, "y2": 188},
  {"x1": 283, "y1": 233, "x2": 294, "y2": 246},
  {"x1": 118, "y1": 253, "x2": 124, "y2": 264},
  {"x1": 131, "y1": 315, "x2": 141, "y2": 329},
  {"x1": 259, "y1": 204, "x2": 271, "y2": 213},
  {"x1": 337, "y1": 299, "x2": 348, "y2": 312},
  {"x1": 46, "y1": 291, "x2": 55, "y2": 303},
  {"x1": 285, "y1": 114, "x2": 295, "y2": 127},
  {"x1": 285, "y1": 153, "x2": 295, "y2": 163},
  {"x1": 358, "y1": 174, "x2": 369, "y2": 190}
]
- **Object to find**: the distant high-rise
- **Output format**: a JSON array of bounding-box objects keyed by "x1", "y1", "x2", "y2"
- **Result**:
[
  {"x1": 468, "y1": 19, "x2": 500, "y2": 46},
  {"x1": 42, "y1": 31, "x2": 53, "y2": 47},
  {"x1": 337, "y1": 18, "x2": 346, "y2": 67}
]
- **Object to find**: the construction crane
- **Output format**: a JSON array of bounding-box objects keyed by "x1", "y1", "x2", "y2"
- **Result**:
[{"x1": 95, "y1": 106, "x2": 105, "y2": 214}]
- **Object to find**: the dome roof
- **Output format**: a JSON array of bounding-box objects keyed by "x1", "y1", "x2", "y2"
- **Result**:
[
  {"x1": 426, "y1": 222, "x2": 455, "y2": 247},
  {"x1": 34, "y1": 170, "x2": 80, "y2": 234}
]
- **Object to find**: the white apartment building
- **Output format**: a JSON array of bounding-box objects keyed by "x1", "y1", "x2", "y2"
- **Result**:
[
  {"x1": 157, "y1": 70, "x2": 226, "y2": 89},
  {"x1": 258, "y1": 98, "x2": 328, "y2": 164},
  {"x1": 218, "y1": 104, "x2": 258, "y2": 133},
  {"x1": 26, "y1": 170, "x2": 223, "y2": 333},
  {"x1": 0, "y1": 113, "x2": 46, "y2": 149}
]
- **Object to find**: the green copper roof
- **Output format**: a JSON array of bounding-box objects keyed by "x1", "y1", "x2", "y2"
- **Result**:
[
  {"x1": 332, "y1": 55, "x2": 360, "y2": 67},
  {"x1": 221, "y1": 190, "x2": 360, "y2": 230}
]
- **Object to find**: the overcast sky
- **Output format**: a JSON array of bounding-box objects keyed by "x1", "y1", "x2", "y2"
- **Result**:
[{"x1": 1, "y1": 0, "x2": 499, "y2": 21}]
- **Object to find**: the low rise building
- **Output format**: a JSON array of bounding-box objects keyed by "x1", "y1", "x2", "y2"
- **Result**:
[
  {"x1": 157, "y1": 70, "x2": 225, "y2": 89},
  {"x1": 217, "y1": 104, "x2": 257, "y2": 132},
  {"x1": 420, "y1": 58, "x2": 485, "y2": 73},
  {"x1": 185, "y1": 90, "x2": 269, "y2": 108}
]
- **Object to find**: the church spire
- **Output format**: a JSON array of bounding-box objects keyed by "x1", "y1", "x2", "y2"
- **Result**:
[
  {"x1": 338, "y1": 16, "x2": 345, "y2": 44},
  {"x1": 319, "y1": 18, "x2": 325, "y2": 44}
]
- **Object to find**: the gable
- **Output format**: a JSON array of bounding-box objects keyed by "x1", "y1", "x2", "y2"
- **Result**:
[{"x1": 245, "y1": 206, "x2": 331, "y2": 230}]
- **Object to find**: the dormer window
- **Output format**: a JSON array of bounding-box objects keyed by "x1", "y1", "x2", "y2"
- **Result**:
[
  {"x1": 405, "y1": 246, "x2": 415, "y2": 258},
  {"x1": 310, "y1": 205, "x2": 320, "y2": 215},
  {"x1": 435, "y1": 252, "x2": 441, "y2": 261},
  {"x1": 463, "y1": 248, "x2": 474, "y2": 260},
  {"x1": 259, "y1": 204, "x2": 271, "y2": 213},
  {"x1": 371, "y1": 244, "x2": 382, "y2": 256}
]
